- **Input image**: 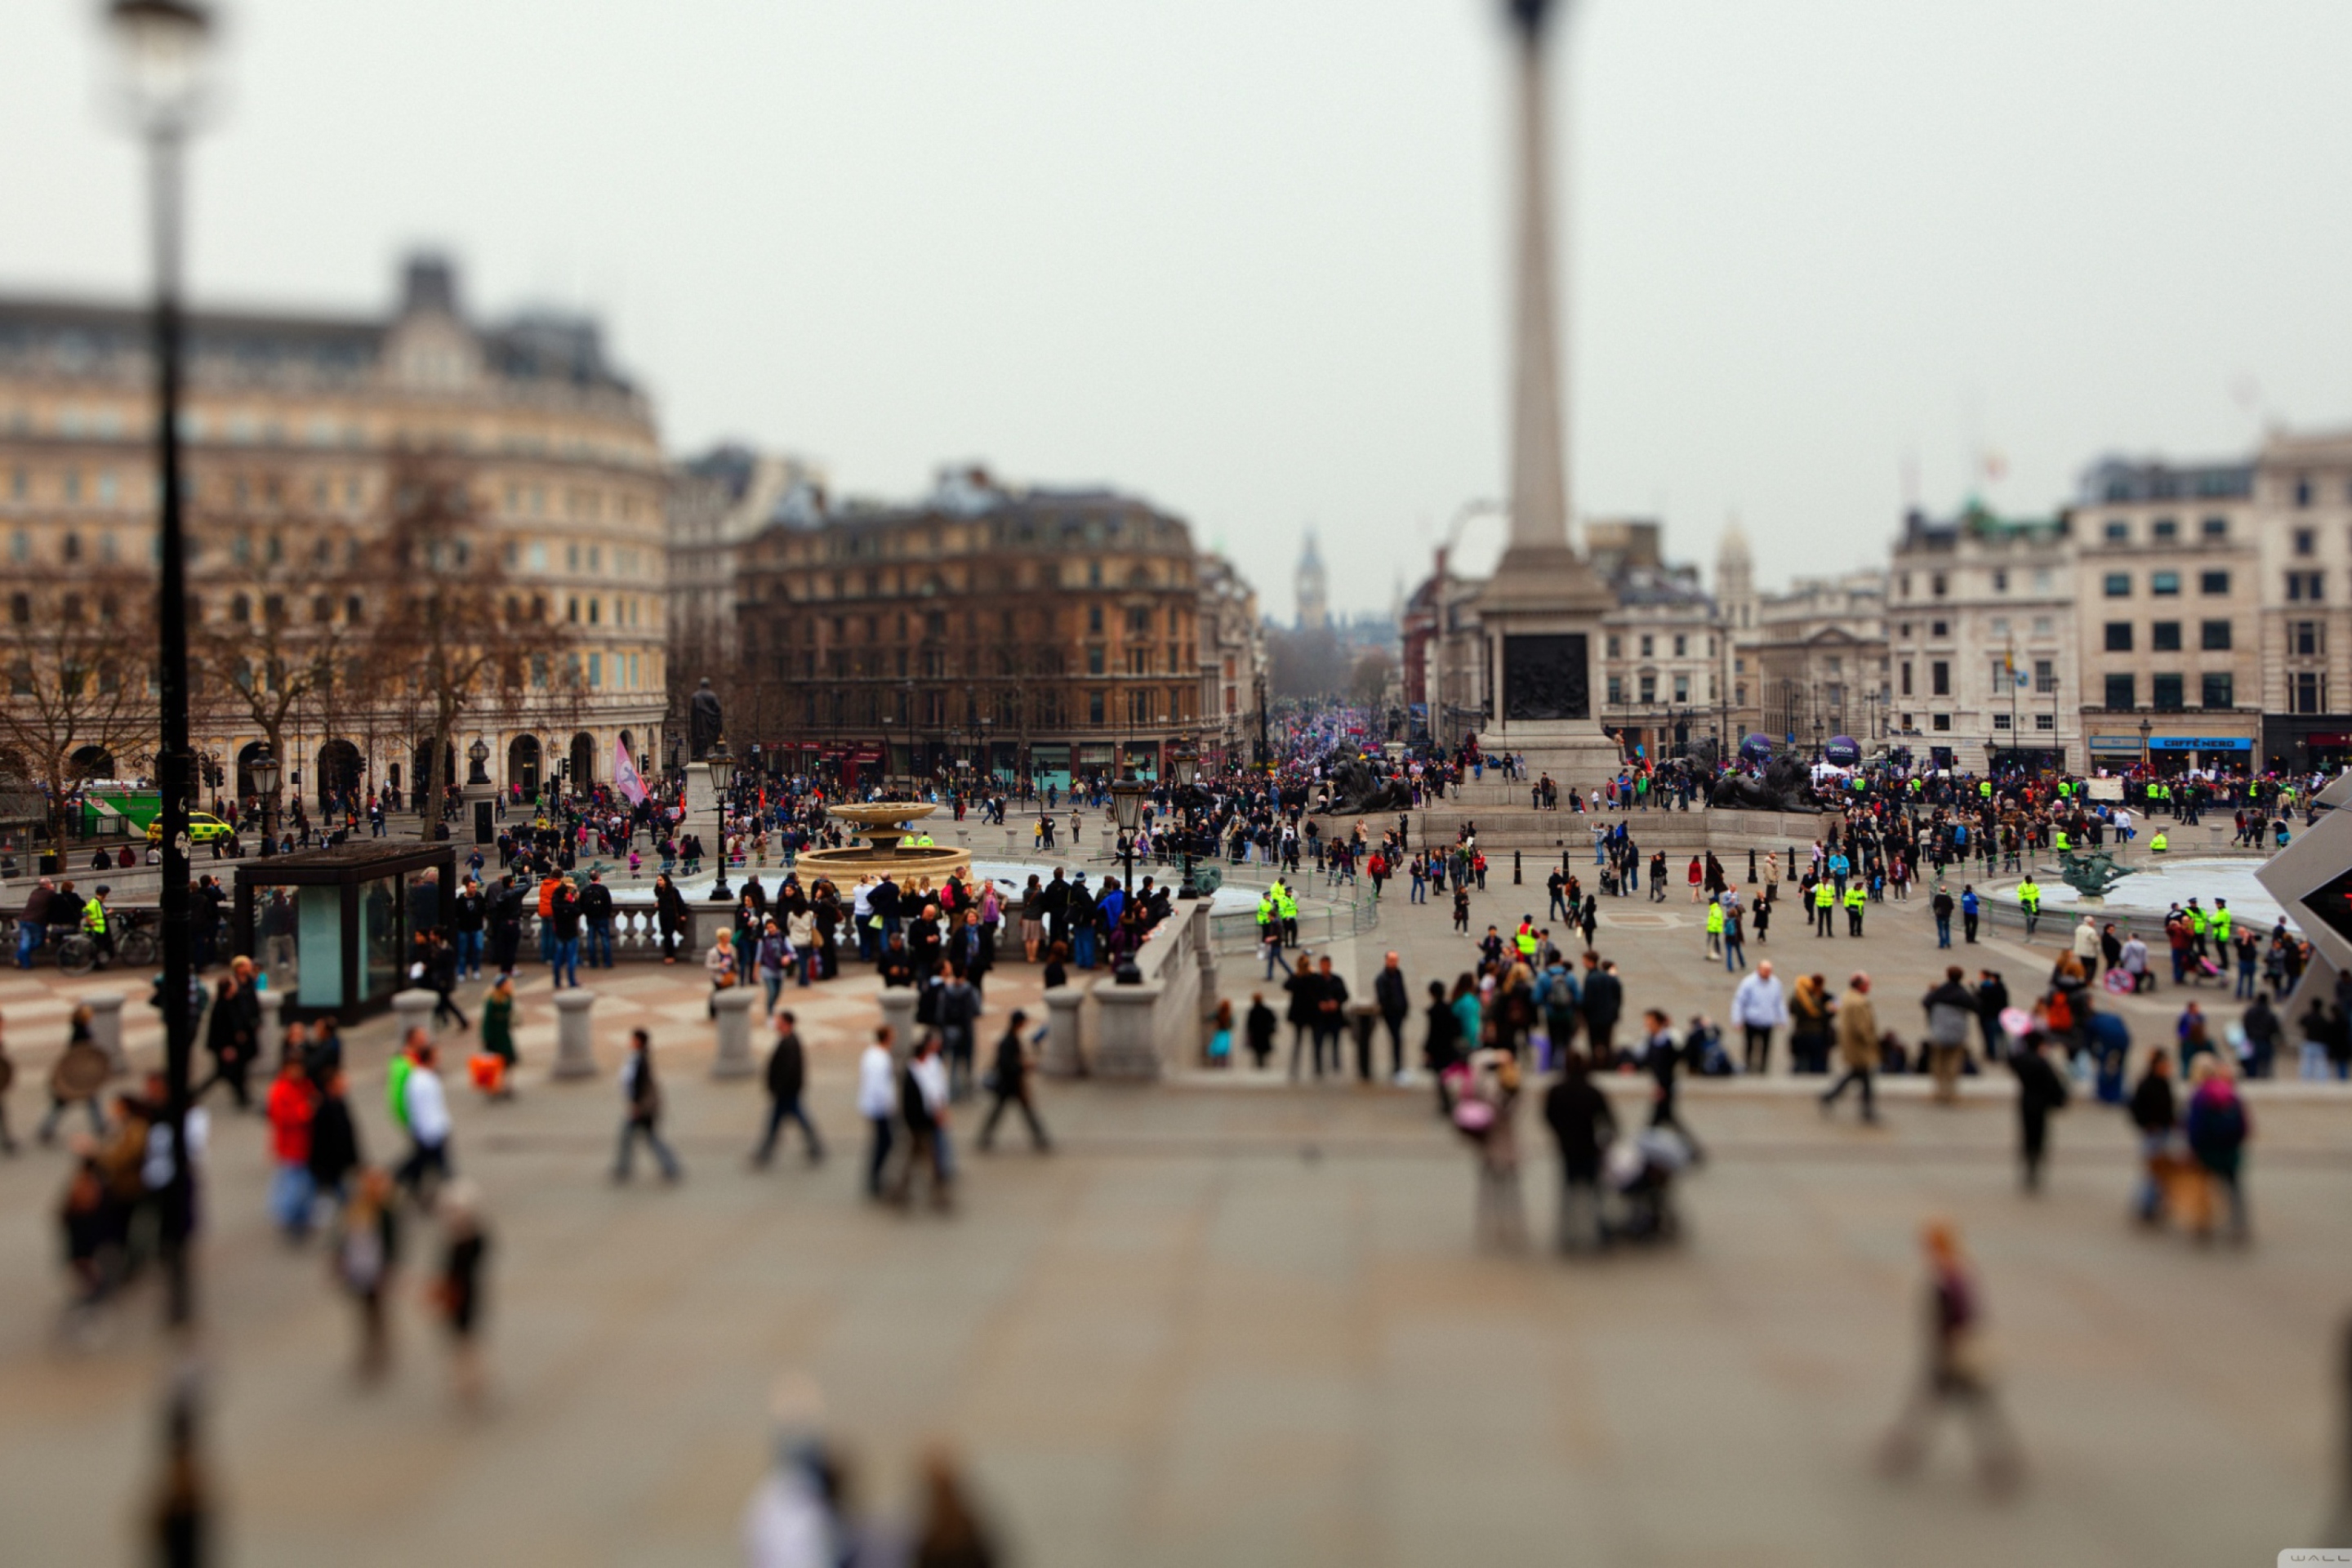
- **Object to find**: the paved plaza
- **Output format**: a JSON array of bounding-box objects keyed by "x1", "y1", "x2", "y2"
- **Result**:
[{"x1": 1, "y1": 843, "x2": 2348, "y2": 1566}]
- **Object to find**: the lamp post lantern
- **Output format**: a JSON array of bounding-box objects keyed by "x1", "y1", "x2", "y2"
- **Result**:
[
  {"x1": 466, "y1": 737, "x2": 490, "y2": 785},
  {"x1": 107, "y1": 0, "x2": 216, "y2": 1332},
  {"x1": 248, "y1": 746, "x2": 281, "y2": 858},
  {"x1": 705, "y1": 739, "x2": 736, "y2": 902},
  {"x1": 1109, "y1": 770, "x2": 1147, "y2": 898}
]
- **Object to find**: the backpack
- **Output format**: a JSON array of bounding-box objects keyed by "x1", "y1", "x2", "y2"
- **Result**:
[{"x1": 2045, "y1": 991, "x2": 2074, "y2": 1033}]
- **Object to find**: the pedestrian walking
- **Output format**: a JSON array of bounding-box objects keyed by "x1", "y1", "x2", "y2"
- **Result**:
[
  {"x1": 38, "y1": 1005, "x2": 111, "y2": 1144},
  {"x1": 332, "y1": 1167, "x2": 400, "y2": 1381},
  {"x1": 612, "y1": 1028, "x2": 683, "y2": 1183},
  {"x1": 431, "y1": 1179, "x2": 490, "y2": 1406},
  {"x1": 475, "y1": 975, "x2": 517, "y2": 1099},
  {"x1": 2127, "y1": 1051, "x2": 2176, "y2": 1226},
  {"x1": 1731, "y1": 959, "x2": 1785, "y2": 1074},
  {"x1": 265, "y1": 1058, "x2": 318, "y2": 1241},
  {"x1": 1877, "y1": 1220, "x2": 2025, "y2": 1494},
  {"x1": 307, "y1": 1068, "x2": 362, "y2": 1212},
  {"x1": 1455, "y1": 1044, "x2": 1525, "y2": 1251},
  {"x1": 2183, "y1": 1055, "x2": 2251, "y2": 1243},
  {"x1": 978, "y1": 1012, "x2": 1051, "y2": 1152},
  {"x1": 857, "y1": 1027, "x2": 898, "y2": 1199},
  {"x1": 751, "y1": 1011, "x2": 824, "y2": 1167},
  {"x1": 2011, "y1": 1032, "x2": 2069, "y2": 1193},
  {"x1": 393, "y1": 1034, "x2": 455, "y2": 1204},
  {"x1": 1821, "y1": 973, "x2": 1880, "y2": 1124},
  {"x1": 889, "y1": 1031, "x2": 954, "y2": 1211},
  {"x1": 1543, "y1": 1050, "x2": 1615, "y2": 1254},
  {"x1": 1640, "y1": 1009, "x2": 1706, "y2": 1164},
  {"x1": 1921, "y1": 967, "x2": 1976, "y2": 1105}
]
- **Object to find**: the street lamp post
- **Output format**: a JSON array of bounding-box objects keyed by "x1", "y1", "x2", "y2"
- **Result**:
[
  {"x1": 1109, "y1": 771, "x2": 1147, "y2": 898},
  {"x1": 108, "y1": 0, "x2": 215, "y2": 1331},
  {"x1": 706, "y1": 740, "x2": 736, "y2": 902},
  {"x1": 1170, "y1": 741, "x2": 1202, "y2": 898},
  {"x1": 249, "y1": 746, "x2": 281, "y2": 859}
]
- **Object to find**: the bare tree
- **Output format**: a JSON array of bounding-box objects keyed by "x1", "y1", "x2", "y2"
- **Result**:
[
  {"x1": 0, "y1": 565, "x2": 163, "y2": 864},
  {"x1": 366, "y1": 450, "x2": 577, "y2": 826}
]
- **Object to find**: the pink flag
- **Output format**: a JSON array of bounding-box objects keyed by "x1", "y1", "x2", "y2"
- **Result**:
[{"x1": 613, "y1": 737, "x2": 648, "y2": 806}]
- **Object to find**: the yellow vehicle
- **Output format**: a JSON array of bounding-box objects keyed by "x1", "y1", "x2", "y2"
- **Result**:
[{"x1": 147, "y1": 811, "x2": 235, "y2": 846}]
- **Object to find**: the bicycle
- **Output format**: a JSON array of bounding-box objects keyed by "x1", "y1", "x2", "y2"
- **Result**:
[{"x1": 56, "y1": 913, "x2": 156, "y2": 976}]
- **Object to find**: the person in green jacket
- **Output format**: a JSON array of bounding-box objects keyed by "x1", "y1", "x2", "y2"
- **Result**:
[{"x1": 479, "y1": 975, "x2": 517, "y2": 1099}]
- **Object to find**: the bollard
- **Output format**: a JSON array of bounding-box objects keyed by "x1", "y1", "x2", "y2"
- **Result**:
[
  {"x1": 256, "y1": 989, "x2": 286, "y2": 1068},
  {"x1": 551, "y1": 988, "x2": 598, "y2": 1079},
  {"x1": 86, "y1": 991, "x2": 129, "y2": 1073},
  {"x1": 877, "y1": 984, "x2": 918, "y2": 1060},
  {"x1": 391, "y1": 987, "x2": 438, "y2": 1044},
  {"x1": 1042, "y1": 979, "x2": 1088, "y2": 1077},
  {"x1": 711, "y1": 984, "x2": 758, "y2": 1078},
  {"x1": 1513, "y1": 849, "x2": 1522, "y2": 884}
]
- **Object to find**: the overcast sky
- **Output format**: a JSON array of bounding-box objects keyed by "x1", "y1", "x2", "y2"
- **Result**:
[{"x1": 6, "y1": 0, "x2": 2350, "y2": 617}]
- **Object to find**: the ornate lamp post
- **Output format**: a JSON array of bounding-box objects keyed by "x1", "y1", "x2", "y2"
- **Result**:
[
  {"x1": 466, "y1": 737, "x2": 490, "y2": 785},
  {"x1": 1109, "y1": 771, "x2": 1147, "y2": 897},
  {"x1": 1170, "y1": 740, "x2": 1204, "y2": 898},
  {"x1": 107, "y1": 0, "x2": 216, "y2": 1333},
  {"x1": 248, "y1": 746, "x2": 281, "y2": 858},
  {"x1": 706, "y1": 739, "x2": 736, "y2": 902}
]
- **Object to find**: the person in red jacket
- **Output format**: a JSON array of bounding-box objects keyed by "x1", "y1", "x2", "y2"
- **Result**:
[{"x1": 265, "y1": 1058, "x2": 318, "y2": 1240}]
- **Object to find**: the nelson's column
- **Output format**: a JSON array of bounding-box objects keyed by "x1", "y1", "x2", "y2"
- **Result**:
[{"x1": 1474, "y1": 0, "x2": 1621, "y2": 782}]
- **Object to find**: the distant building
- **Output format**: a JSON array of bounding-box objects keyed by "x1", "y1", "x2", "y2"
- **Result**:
[
  {"x1": 730, "y1": 466, "x2": 1260, "y2": 788},
  {"x1": 1888, "y1": 501, "x2": 2078, "y2": 773},
  {"x1": 666, "y1": 443, "x2": 826, "y2": 678},
  {"x1": 1294, "y1": 529, "x2": 1328, "y2": 631},
  {"x1": 1589, "y1": 519, "x2": 1725, "y2": 762}
]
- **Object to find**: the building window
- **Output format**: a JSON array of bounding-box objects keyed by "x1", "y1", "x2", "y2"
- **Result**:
[
  {"x1": 2201, "y1": 672, "x2": 2234, "y2": 709},
  {"x1": 1606, "y1": 635, "x2": 1621, "y2": 658},
  {"x1": 1931, "y1": 713, "x2": 1951, "y2": 732},
  {"x1": 1735, "y1": 683, "x2": 1745, "y2": 705},
  {"x1": 2198, "y1": 570, "x2": 2230, "y2": 595},
  {"x1": 2034, "y1": 713, "x2": 2055, "y2": 731},
  {"x1": 1899, "y1": 662, "x2": 1913, "y2": 696},
  {"x1": 2103, "y1": 573, "x2": 2130, "y2": 598},
  {"x1": 2151, "y1": 518, "x2": 2177, "y2": 541},
  {"x1": 1991, "y1": 569, "x2": 2007, "y2": 593},
  {"x1": 1087, "y1": 604, "x2": 1103, "y2": 635},
  {"x1": 2289, "y1": 571, "x2": 2325, "y2": 602},
  {"x1": 1930, "y1": 661, "x2": 1949, "y2": 697},
  {"x1": 1673, "y1": 673, "x2": 1690, "y2": 702},
  {"x1": 1638, "y1": 635, "x2": 1653, "y2": 657},
  {"x1": 1929, "y1": 620, "x2": 1948, "y2": 639},
  {"x1": 2104, "y1": 673, "x2": 2135, "y2": 709},
  {"x1": 2294, "y1": 620, "x2": 2325, "y2": 657},
  {"x1": 2200, "y1": 619, "x2": 2231, "y2": 651},
  {"x1": 2296, "y1": 526, "x2": 2318, "y2": 555},
  {"x1": 2150, "y1": 572, "x2": 2180, "y2": 596},
  {"x1": 2034, "y1": 659, "x2": 2056, "y2": 694},
  {"x1": 2152, "y1": 673, "x2": 2185, "y2": 710},
  {"x1": 2202, "y1": 516, "x2": 2227, "y2": 539},
  {"x1": 2295, "y1": 670, "x2": 2328, "y2": 714},
  {"x1": 1672, "y1": 635, "x2": 1686, "y2": 657},
  {"x1": 2103, "y1": 622, "x2": 2132, "y2": 652},
  {"x1": 1992, "y1": 713, "x2": 2011, "y2": 730},
  {"x1": 1606, "y1": 676, "x2": 1624, "y2": 705},
  {"x1": 1931, "y1": 572, "x2": 1948, "y2": 597},
  {"x1": 1088, "y1": 690, "x2": 1105, "y2": 724},
  {"x1": 2150, "y1": 621, "x2": 2181, "y2": 652},
  {"x1": 1638, "y1": 674, "x2": 1657, "y2": 703},
  {"x1": 2296, "y1": 479, "x2": 2314, "y2": 508},
  {"x1": 2103, "y1": 519, "x2": 2128, "y2": 543}
]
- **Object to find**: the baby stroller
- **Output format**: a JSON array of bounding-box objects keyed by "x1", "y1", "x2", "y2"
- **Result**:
[{"x1": 1605, "y1": 1126, "x2": 1691, "y2": 1245}]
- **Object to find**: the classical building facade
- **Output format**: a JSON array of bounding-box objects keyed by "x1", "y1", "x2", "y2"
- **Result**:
[
  {"x1": 729, "y1": 467, "x2": 1251, "y2": 790},
  {"x1": 2065, "y1": 457, "x2": 2263, "y2": 773},
  {"x1": 1587, "y1": 521, "x2": 1725, "y2": 762},
  {"x1": 2251, "y1": 429, "x2": 2352, "y2": 772},
  {"x1": 666, "y1": 443, "x2": 826, "y2": 675},
  {"x1": 0, "y1": 256, "x2": 668, "y2": 805},
  {"x1": 1887, "y1": 502, "x2": 2080, "y2": 773},
  {"x1": 1196, "y1": 551, "x2": 1268, "y2": 770}
]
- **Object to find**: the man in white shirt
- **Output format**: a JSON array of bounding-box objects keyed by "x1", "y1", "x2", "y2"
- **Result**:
[
  {"x1": 1731, "y1": 958, "x2": 1788, "y2": 1076},
  {"x1": 397, "y1": 1042, "x2": 453, "y2": 1200},
  {"x1": 856, "y1": 1027, "x2": 898, "y2": 1200}
]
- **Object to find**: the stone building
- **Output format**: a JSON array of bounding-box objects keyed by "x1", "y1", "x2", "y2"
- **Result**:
[
  {"x1": 730, "y1": 466, "x2": 1250, "y2": 791},
  {"x1": 1887, "y1": 501, "x2": 2079, "y2": 773},
  {"x1": 1196, "y1": 551, "x2": 1268, "y2": 770},
  {"x1": 666, "y1": 443, "x2": 826, "y2": 676},
  {"x1": 0, "y1": 254, "x2": 668, "y2": 804},
  {"x1": 2252, "y1": 429, "x2": 2352, "y2": 773},
  {"x1": 1587, "y1": 521, "x2": 1725, "y2": 763},
  {"x1": 2066, "y1": 456, "x2": 2262, "y2": 773}
]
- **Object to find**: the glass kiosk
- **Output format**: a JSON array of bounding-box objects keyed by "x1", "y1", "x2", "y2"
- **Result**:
[{"x1": 232, "y1": 841, "x2": 457, "y2": 1022}]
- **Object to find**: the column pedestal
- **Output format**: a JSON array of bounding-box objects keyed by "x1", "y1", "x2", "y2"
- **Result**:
[
  {"x1": 1042, "y1": 982, "x2": 1089, "y2": 1077},
  {"x1": 551, "y1": 988, "x2": 598, "y2": 1079},
  {"x1": 710, "y1": 985, "x2": 757, "y2": 1078}
]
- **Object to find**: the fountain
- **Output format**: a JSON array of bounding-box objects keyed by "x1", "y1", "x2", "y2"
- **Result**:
[{"x1": 797, "y1": 801, "x2": 973, "y2": 884}]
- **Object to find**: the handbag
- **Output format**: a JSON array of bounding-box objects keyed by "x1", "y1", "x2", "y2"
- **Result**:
[{"x1": 1451, "y1": 1097, "x2": 1495, "y2": 1135}]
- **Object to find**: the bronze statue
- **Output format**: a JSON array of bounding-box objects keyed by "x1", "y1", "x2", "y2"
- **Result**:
[
  {"x1": 2054, "y1": 848, "x2": 2134, "y2": 901},
  {"x1": 1708, "y1": 751, "x2": 1813, "y2": 813},
  {"x1": 1318, "y1": 757, "x2": 1412, "y2": 815},
  {"x1": 688, "y1": 678, "x2": 723, "y2": 762}
]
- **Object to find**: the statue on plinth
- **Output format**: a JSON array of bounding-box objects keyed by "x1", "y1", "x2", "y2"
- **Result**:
[
  {"x1": 688, "y1": 679, "x2": 723, "y2": 762},
  {"x1": 2054, "y1": 849, "x2": 2133, "y2": 902}
]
